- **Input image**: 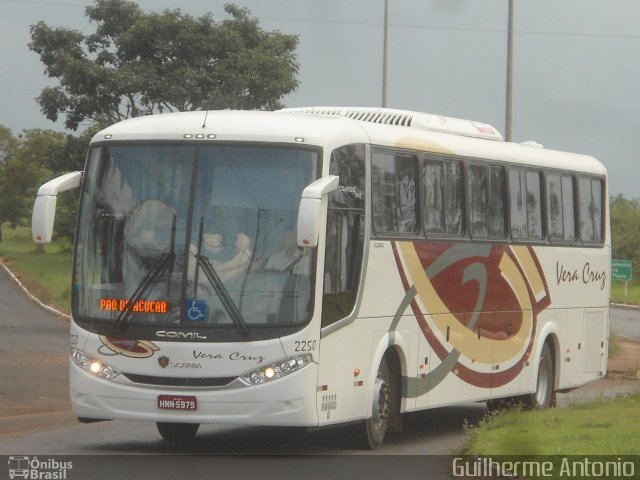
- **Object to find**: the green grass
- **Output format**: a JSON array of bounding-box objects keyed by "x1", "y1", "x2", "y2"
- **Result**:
[
  {"x1": 609, "y1": 331, "x2": 620, "y2": 358},
  {"x1": 611, "y1": 277, "x2": 640, "y2": 306},
  {"x1": 0, "y1": 223, "x2": 73, "y2": 314},
  {"x1": 462, "y1": 394, "x2": 640, "y2": 456}
]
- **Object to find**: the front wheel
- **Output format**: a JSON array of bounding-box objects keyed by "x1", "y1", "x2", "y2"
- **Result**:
[
  {"x1": 353, "y1": 357, "x2": 392, "y2": 449},
  {"x1": 156, "y1": 422, "x2": 200, "y2": 442}
]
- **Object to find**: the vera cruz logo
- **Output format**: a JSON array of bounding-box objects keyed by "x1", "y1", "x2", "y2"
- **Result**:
[{"x1": 392, "y1": 242, "x2": 551, "y2": 395}]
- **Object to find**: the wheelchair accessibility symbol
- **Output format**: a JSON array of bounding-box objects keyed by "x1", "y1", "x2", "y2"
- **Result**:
[{"x1": 186, "y1": 299, "x2": 208, "y2": 322}]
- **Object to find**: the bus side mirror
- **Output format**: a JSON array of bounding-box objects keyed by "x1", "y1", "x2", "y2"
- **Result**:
[
  {"x1": 297, "y1": 175, "x2": 339, "y2": 248},
  {"x1": 32, "y1": 171, "x2": 83, "y2": 244}
]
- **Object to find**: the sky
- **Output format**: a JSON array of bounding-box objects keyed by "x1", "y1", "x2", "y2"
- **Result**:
[{"x1": 1, "y1": 0, "x2": 639, "y2": 198}]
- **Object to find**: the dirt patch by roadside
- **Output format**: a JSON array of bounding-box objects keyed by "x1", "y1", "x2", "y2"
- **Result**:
[
  {"x1": 554, "y1": 338, "x2": 640, "y2": 408},
  {"x1": 608, "y1": 338, "x2": 640, "y2": 379}
]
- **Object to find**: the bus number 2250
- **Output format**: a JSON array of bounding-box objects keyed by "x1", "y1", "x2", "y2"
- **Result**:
[{"x1": 295, "y1": 340, "x2": 317, "y2": 352}]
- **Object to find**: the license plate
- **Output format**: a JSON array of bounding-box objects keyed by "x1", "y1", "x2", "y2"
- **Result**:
[{"x1": 157, "y1": 395, "x2": 197, "y2": 411}]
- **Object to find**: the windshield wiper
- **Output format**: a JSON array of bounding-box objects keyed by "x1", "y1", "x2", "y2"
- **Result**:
[
  {"x1": 112, "y1": 216, "x2": 177, "y2": 334},
  {"x1": 193, "y1": 218, "x2": 251, "y2": 338},
  {"x1": 195, "y1": 253, "x2": 252, "y2": 338},
  {"x1": 112, "y1": 252, "x2": 174, "y2": 334}
]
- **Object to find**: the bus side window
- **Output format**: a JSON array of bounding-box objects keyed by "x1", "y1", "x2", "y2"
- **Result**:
[
  {"x1": 322, "y1": 145, "x2": 366, "y2": 328},
  {"x1": 372, "y1": 151, "x2": 418, "y2": 235},
  {"x1": 509, "y1": 168, "x2": 543, "y2": 241},
  {"x1": 322, "y1": 210, "x2": 364, "y2": 327},
  {"x1": 548, "y1": 172, "x2": 577, "y2": 242},
  {"x1": 469, "y1": 164, "x2": 506, "y2": 238},
  {"x1": 579, "y1": 176, "x2": 604, "y2": 243},
  {"x1": 423, "y1": 157, "x2": 464, "y2": 236}
]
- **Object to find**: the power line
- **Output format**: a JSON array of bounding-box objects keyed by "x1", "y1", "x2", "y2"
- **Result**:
[
  {"x1": 0, "y1": 0, "x2": 86, "y2": 7},
  {"x1": 516, "y1": 29, "x2": 640, "y2": 41},
  {"x1": 3, "y1": 0, "x2": 640, "y2": 41}
]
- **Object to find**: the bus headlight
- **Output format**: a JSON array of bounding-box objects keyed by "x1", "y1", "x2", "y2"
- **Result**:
[
  {"x1": 241, "y1": 354, "x2": 312, "y2": 386},
  {"x1": 71, "y1": 348, "x2": 120, "y2": 381}
]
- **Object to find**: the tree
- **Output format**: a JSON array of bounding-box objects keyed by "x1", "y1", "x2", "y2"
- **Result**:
[
  {"x1": 48, "y1": 127, "x2": 99, "y2": 247},
  {"x1": 610, "y1": 195, "x2": 640, "y2": 267},
  {"x1": 0, "y1": 128, "x2": 91, "y2": 246},
  {"x1": 0, "y1": 130, "x2": 60, "y2": 228},
  {"x1": 0, "y1": 125, "x2": 18, "y2": 165},
  {"x1": 29, "y1": 1, "x2": 300, "y2": 130},
  {"x1": 0, "y1": 126, "x2": 19, "y2": 241}
]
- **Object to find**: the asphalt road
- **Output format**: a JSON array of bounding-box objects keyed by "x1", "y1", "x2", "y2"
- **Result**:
[
  {"x1": 1, "y1": 263, "x2": 639, "y2": 479},
  {"x1": 0, "y1": 264, "x2": 479, "y2": 479},
  {"x1": 610, "y1": 304, "x2": 640, "y2": 340},
  {"x1": 0, "y1": 264, "x2": 70, "y2": 431}
]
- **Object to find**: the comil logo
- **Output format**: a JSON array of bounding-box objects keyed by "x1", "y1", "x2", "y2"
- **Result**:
[{"x1": 8, "y1": 456, "x2": 73, "y2": 480}]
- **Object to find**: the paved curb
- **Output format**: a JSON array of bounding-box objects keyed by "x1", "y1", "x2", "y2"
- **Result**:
[
  {"x1": 610, "y1": 302, "x2": 640, "y2": 311},
  {"x1": 0, "y1": 259, "x2": 70, "y2": 320}
]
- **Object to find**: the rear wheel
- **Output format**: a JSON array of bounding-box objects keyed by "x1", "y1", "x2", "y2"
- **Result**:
[
  {"x1": 527, "y1": 342, "x2": 556, "y2": 409},
  {"x1": 156, "y1": 422, "x2": 200, "y2": 442}
]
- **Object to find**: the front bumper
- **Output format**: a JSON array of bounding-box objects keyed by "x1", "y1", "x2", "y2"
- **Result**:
[{"x1": 70, "y1": 361, "x2": 319, "y2": 427}]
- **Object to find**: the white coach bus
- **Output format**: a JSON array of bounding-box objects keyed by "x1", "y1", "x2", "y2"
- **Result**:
[{"x1": 32, "y1": 107, "x2": 610, "y2": 448}]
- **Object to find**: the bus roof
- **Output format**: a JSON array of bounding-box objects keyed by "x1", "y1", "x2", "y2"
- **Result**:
[
  {"x1": 92, "y1": 108, "x2": 606, "y2": 177},
  {"x1": 280, "y1": 107, "x2": 606, "y2": 177},
  {"x1": 280, "y1": 106, "x2": 504, "y2": 141},
  {"x1": 91, "y1": 109, "x2": 370, "y2": 148}
]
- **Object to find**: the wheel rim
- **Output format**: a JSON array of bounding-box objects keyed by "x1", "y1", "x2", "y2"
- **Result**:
[
  {"x1": 535, "y1": 355, "x2": 552, "y2": 407},
  {"x1": 371, "y1": 373, "x2": 391, "y2": 430}
]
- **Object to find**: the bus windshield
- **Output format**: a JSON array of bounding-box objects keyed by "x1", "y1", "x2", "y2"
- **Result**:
[{"x1": 74, "y1": 143, "x2": 319, "y2": 339}]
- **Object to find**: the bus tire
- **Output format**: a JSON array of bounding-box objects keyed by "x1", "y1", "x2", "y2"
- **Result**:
[
  {"x1": 355, "y1": 356, "x2": 392, "y2": 449},
  {"x1": 527, "y1": 342, "x2": 556, "y2": 409},
  {"x1": 156, "y1": 422, "x2": 200, "y2": 442}
]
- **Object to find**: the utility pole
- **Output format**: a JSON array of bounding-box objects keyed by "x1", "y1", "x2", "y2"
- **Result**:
[
  {"x1": 382, "y1": 0, "x2": 389, "y2": 107},
  {"x1": 505, "y1": 0, "x2": 514, "y2": 141}
]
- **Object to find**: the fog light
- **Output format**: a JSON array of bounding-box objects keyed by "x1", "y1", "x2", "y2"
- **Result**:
[
  {"x1": 250, "y1": 371, "x2": 265, "y2": 384},
  {"x1": 102, "y1": 366, "x2": 118, "y2": 380},
  {"x1": 279, "y1": 361, "x2": 293, "y2": 374},
  {"x1": 72, "y1": 350, "x2": 89, "y2": 367}
]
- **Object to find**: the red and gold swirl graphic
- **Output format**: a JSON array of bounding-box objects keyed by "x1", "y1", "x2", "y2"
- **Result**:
[
  {"x1": 393, "y1": 242, "x2": 551, "y2": 390},
  {"x1": 98, "y1": 335, "x2": 159, "y2": 358}
]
